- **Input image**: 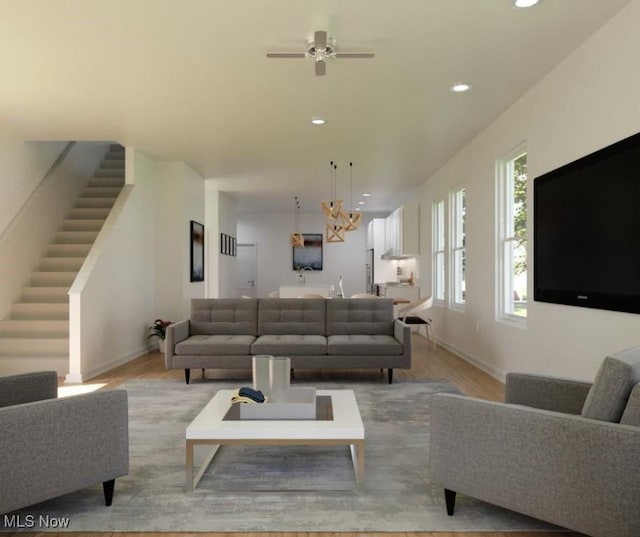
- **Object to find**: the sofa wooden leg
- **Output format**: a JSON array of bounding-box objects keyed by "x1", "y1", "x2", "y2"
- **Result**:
[
  {"x1": 444, "y1": 488, "x2": 456, "y2": 515},
  {"x1": 103, "y1": 479, "x2": 115, "y2": 506},
  {"x1": 388, "y1": 368, "x2": 393, "y2": 384},
  {"x1": 185, "y1": 369, "x2": 191, "y2": 384}
]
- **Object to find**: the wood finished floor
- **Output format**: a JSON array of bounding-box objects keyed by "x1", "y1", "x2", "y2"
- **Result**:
[{"x1": 15, "y1": 333, "x2": 583, "y2": 537}]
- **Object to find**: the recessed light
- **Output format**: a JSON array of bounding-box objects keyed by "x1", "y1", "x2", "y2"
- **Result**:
[
  {"x1": 513, "y1": 0, "x2": 540, "y2": 7},
  {"x1": 311, "y1": 117, "x2": 325, "y2": 125},
  {"x1": 358, "y1": 201, "x2": 365, "y2": 205},
  {"x1": 355, "y1": 207, "x2": 361, "y2": 211},
  {"x1": 449, "y1": 83, "x2": 472, "y2": 93},
  {"x1": 362, "y1": 193, "x2": 371, "y2": 197}
]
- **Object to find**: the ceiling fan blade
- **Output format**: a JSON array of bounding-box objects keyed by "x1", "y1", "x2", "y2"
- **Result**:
[
  {"x1": 314, "y1": 30, "x2": 327, "y2": 49},
  {"x1": 266, "y1": 53, "x2": 306, "y2": 58},
  {"x1": 315, "y1": 60, "x2": 326, "y2": 76},
  {"x1": 334, "y1": 52, "x2": 375, "y2": 58}
]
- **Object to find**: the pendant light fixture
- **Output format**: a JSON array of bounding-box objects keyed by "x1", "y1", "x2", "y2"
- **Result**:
[
  {"x1": 341, "y1": 161, "x2": 362, "y2": 231},
  {"x1": 325, "y1": 162, "x2": 345, "y2": 242},
  {"x1": 321, "y1": 161, "x2": 343, "y2": 220},
  {"x1": 290, "y1": 196, "x2": 304, "y2": 247}
]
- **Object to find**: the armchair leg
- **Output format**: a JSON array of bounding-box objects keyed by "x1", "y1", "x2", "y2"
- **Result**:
[
  {"x1": 388, "y1": 368, "x2": 393, "y2": 384},
  {"x1": 184, "y1": 369, "x2": 191, "y2": 384},
  {"x1": 444, "y1": 488, "x2": 456, "y2": 515},
  {"x1": 103, "y1": 479, "x2": 115, "y2": 506}
]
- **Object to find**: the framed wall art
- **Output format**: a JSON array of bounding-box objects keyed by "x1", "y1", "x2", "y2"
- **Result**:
[
  {"x1": 190, "y1": 220, "x2": 205, "y2": 282},
  {"x1": 292, "y1": 233, "x2": 323, "y2": 270}
]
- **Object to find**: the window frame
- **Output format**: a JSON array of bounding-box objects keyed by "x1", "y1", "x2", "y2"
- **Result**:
[
  {"x1": 449, "y1": 186, "x2": 466, "y2": 310},
  {"x1": 433, "y1": 199, "x2": 446, "y2": 304},
  {"x1": 496, "y1": 145, "x2": 528, "y2": 325}
]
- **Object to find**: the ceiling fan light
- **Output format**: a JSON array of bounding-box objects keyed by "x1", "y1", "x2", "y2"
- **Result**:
[{"x1": 450, "y1": 82, "x2": 472, "y2": 93}]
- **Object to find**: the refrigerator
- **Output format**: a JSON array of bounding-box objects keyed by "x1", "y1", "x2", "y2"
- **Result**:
[{"x1": 366, "y1": 249, "x2": 375, "y2": 294}]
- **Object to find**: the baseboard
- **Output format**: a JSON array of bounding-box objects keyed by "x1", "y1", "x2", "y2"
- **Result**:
[
  {"x1": 65, "y1": 345, "x2": 150, "y2": 384},
  {"x1": 433, "y1": 338, "x2": 507, "y2": 383}
]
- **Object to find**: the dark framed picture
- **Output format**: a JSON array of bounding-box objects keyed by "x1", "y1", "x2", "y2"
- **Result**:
[
  {"x1": 220, "y1": 233, "x2": 226, "y2": 255},
  {"x1": 190, "y1": 221, "x2": 205, "y2": 282},
  {"x1": 225, "y1": 234, "x2": 231, "y2": 255},
  {"x1": 293, "y1": 233, "x2": 323, "y2": 270},
  {"x1": 231, "y1": 237, "x2": 236, "y2": 256}
]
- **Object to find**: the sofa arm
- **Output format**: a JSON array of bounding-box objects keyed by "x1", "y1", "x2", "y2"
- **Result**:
[
  {"x1": 394, "y1": 319, "x2": 412, "y2": 360},
  {"x1": 165, "y1": 320, "x2": 190, "y2": 368},
  {"x1": 505, "y1": 372, "x2": 592, "y2": 414},
  {"x1": 430, "y1": 393, "x2": 640, "y2": 537},
  {"x1": 0, "y1": 371, "x2": 58, "y2": 409},
  {"x1": 0, "y1": 389, "x2": 129, "y2": 515}
]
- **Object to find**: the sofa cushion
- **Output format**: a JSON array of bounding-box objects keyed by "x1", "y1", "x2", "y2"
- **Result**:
[
  {"x1": 327, "y1": 298, "x2": 394, "y2": 336},
  {"x1": 175, "y1": 335, "x2": 256, "y2": 355},
  {"x1": 582, "y1": 347, "x2": 640, "y2": 422},
  {"x1": 258, "y1": 298, "x2": 326, "y2": 335},
  {"x1": 251, "y1": 335, "x2": 327, "y2": 355},
  {"x1": 620, "y1": 384, "x2": 640, "y2": 427},
  {"x1": 190, "y1": 299, "x2": 258, "y2": 336},
  {"x1": 327, "y1": 334, "x2": 403, "y2": 356}
]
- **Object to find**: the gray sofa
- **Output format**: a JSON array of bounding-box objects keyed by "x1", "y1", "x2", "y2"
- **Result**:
[
  {"x1": 166, "y1": 297, "x2": 412, "y2": 384},
  {"x1": 0, "y1": 371, "x2": 129, "y2": 515},
  {"x1": 430, "y1": 347, "x2": 640, "y2": 537}
]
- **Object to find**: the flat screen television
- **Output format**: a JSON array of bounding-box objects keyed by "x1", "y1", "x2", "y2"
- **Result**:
[{"x1": 534, "y1": 131, "x2": 640, "y2": 315}]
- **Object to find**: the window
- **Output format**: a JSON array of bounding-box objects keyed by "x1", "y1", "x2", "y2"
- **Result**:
[
  {"x1": 433, "y1": 200, "x2": 445, "y2": 302},
  {"x1": 450, "y1": 187, "x2": 466, "y2": 308},
  {"x1": 497, "y1": 147, "x2": 527, "y2": 321}
]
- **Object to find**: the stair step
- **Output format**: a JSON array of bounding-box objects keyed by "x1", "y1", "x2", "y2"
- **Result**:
[
  {"x1": 94, "y1": 168, "x2": 124, "y2": 178},
  {"x1": 11, "y1": 303, "x2": 69, "y2": 320},
  {"x1": 105, "y1": 150, "x2": 125, "y2": 160},
  {"x1": 110, "y1": 144, "x2": 125, "y2": 153},
  {"x1": 0, "y1": 337, "x2": 68, "y2": 356},
  {"x1": 61, "y1": 219, "x2": 105, "y2": 232},
  {"x1": 31, "y1": 272, "x2": 77, "y2": 287},
  {"x1": 68, "y1": 207, "x2": 110, "y2": 219},
  {"x1": 21, "y1": 287, "x2": 69, "y2": 303},
  {"x1": 0, "y1": 320, "x2": 69, "y2": 338},
  {"x1": 99, "y1": 159, "x2": 125, "y2": 169},
  {"x1": 0, "y1": 356, "x2": 69, "y2": 376},
  {"x1": 47, "y1": 244, "x2": 92, "y2": 257},
  {"x1": 38, "y1": 257, "x2": 84, "y2": 272},
  {"x1": 87, "y1": 176, "x2": 124, "y2": 188},
  {"x1": 53, "y1": 230, "x2": 99, "y2": 244},
  {"x1": 75, "y1": 197, "x2": 117, "y2": 209},
  {"x1": 80, "y1": 187, "x2": 122, "y2": 198}
]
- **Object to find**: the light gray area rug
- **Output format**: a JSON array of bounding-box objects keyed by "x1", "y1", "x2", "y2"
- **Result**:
[{"x1": 3, "y1": 378, "x2": 561, "y2": 532}]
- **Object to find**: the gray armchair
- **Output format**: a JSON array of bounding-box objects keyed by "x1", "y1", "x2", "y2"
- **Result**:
[
  {"x1": 0, "y1": 371, "x2": 129, "y2": 515},
  {"x1": 430, "y1": 347, "x2": 640, "y2": 537}
]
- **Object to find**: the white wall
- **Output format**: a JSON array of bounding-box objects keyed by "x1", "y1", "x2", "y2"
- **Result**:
[
  {"x1": 154, "y1": 161, "x2": 205, "y2": 320},
  {"x1": 417, "y1": 0, "x2": 640, "y2": 382},
  {"x1": 237, "y1": 212, "x2": 368, "y2": 298},
  {"x1": 204, "y1": 187, "x2": 237, "y2": 298},
  {"x1": 0, "y1": 136, "x2": 67, "y2": 233}
]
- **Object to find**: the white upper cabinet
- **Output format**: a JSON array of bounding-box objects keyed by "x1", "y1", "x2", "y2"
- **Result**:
[{"x1": 385, "y1": 203, "x2": 419, "y2": 257}]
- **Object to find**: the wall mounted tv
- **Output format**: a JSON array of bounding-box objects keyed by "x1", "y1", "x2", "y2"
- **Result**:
[{"x1": 534, "y1": 131, "x2": 640, "y2": 315}]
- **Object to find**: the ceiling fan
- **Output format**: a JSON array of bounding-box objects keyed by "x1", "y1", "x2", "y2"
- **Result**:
[{"x1": 266, "y1": 30, "x2": 375, "y2": 76}]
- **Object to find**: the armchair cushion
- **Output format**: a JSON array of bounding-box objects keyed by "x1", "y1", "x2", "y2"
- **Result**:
[
  {"x1": 621, "y1": 384, "x2": 640, "y2": 426},
  {"x1": 582, "y1": 347, "x2": 640, "y2": 422},
  {"x1": 505, "y1": 373, "x2": 592, "y2": 414},
  {"x1": 0, "y1": 371, "x2": 57, "y2": 408}
]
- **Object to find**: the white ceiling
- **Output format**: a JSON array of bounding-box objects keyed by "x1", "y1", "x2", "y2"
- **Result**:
[{"x1": 0, "y1": 0, "x2": 631, "y2": 214}]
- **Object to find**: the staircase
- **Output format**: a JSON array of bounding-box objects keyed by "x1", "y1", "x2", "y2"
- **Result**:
[{"x1": 0, "y1": 145, "x2": 125, "y2": 375}]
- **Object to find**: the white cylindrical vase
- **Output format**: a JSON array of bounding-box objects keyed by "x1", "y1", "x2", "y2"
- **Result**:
[
  {"x1": 252, "y1": 355, "x2": 272, "y2": 398},
  {"x1": 269, "y1": 356, "x2": 291, "y2": 402}
]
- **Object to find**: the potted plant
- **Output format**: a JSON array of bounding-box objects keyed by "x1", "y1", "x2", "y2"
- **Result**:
[{"x1": 148, "y1": 319, "x2": 172, "y2": 354}]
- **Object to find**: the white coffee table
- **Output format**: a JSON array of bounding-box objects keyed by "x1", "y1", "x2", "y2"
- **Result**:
[{"x1": 185, "y1": 389, "x2": 365, "y2": 492}]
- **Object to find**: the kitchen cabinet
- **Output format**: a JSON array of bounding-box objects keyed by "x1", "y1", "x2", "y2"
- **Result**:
[
  {"x1": 385, "y1": 203, "x2": 420, "y2": 257},
  {"x1": 377, "y1": 284, "x2": 420, "y2": 302}
]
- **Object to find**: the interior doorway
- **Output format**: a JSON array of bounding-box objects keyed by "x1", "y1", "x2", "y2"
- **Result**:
[{"x1": 236, "y1": 243, "x2": 257, "y2": 298}]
